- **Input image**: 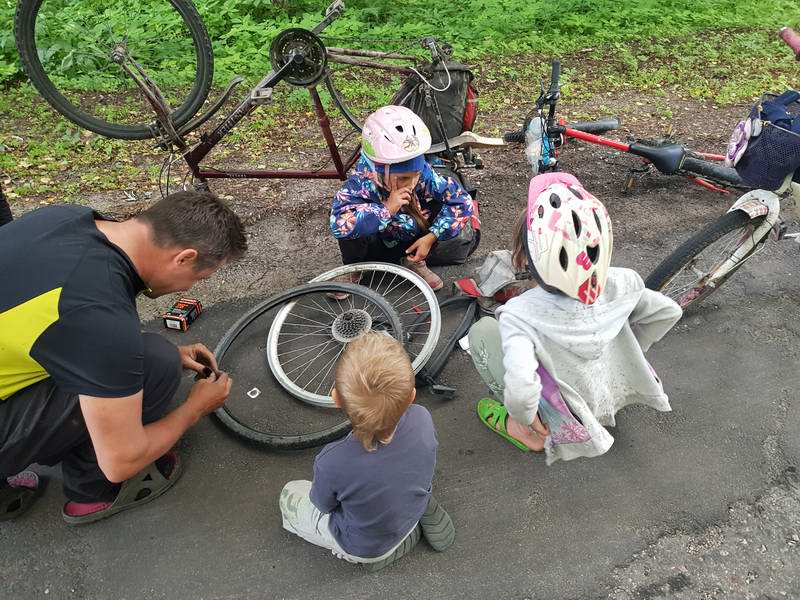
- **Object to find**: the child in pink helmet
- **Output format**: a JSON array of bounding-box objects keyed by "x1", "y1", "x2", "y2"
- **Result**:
[
  {"x1": 468, "y1": 172, "x2": 682, "y2": 464},
  {"x1": 330, "y1": 105, "x2": 479, "y2": 291}
]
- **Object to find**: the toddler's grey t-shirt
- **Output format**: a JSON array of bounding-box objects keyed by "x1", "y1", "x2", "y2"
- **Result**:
[{"x1": 310, "y1": 404, "x2": 438, "y2": 558}]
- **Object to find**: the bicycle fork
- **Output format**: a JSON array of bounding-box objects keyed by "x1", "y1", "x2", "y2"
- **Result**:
[
  {"x1": 704, "y1": 190, "x2": 783, "y2": 286},
  {"x1": 110, "y1": 43, "x2": 187, "y2": 150}
]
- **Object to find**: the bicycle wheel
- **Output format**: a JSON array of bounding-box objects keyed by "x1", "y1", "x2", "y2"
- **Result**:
[
  {"x1": 645, "y1": 210, "x2": 767, "y2": 310},
  {"x1": 15, "y1": 0, "x2": 213, "y2": 140},
  {"x1": 311, "y1": 262, "x2": 441, "y2": 370},
  {"x1": 213, "y1": 282, "x2": 403, "y2": 449},
  {"x1": 681, "y1": 156, "x2": 748, "y2": 188},
  {"x1": 267, "y1": 263, "x2": 440, "y2": 406}
]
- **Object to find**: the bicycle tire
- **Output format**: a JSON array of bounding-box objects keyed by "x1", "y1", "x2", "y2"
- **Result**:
[
  {"x1": 307, "y1": 262, "x2": 442, "y2": 374},
  {"x1": 213, "y1": 282, "x2": 403, "y2": 449},
  {"x1": 681, "y1": 156, "x2": 748, "y2": 188},
  {"x1": 15, "y1": 0, "x2": 214, "y2": 140},
  {"x1": 645, "y1": 210, "x2": 767, "y2": 310}
]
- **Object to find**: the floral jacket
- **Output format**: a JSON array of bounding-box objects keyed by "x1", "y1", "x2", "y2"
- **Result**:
[{"x1": 330, "y1": 156, "x2": 479, "y2": 242}]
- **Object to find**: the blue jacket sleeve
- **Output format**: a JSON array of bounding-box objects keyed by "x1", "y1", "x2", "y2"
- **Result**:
[
  {"x1": 422, "y1": 164, "x2": 478, "y2": 241},
  {"x1": 329, "y1": 175, "x2": 393, "y2": 240}
]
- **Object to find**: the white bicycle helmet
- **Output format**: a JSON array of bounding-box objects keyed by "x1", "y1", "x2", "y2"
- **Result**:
[
  {"x1": 362, "y1": 105, "x2": 432, "y2": 165},
  {"x1": 525, "y1": 172, "x2": 613, "y2": 305}
]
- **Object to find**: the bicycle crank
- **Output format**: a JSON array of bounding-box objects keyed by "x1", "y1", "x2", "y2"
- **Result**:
[{"x1": 269, "y1": 28, "x2": 328, "y2": 87}]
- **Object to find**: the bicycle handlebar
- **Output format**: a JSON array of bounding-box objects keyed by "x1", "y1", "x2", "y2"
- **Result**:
[
  {"x1": 502, "y1": 118, "x2": 620, "y2": 143},
  {"x1": 548, "y1": 60, "x2": 561, "y2": 96},
  {"x1": 780, "y1": 27, "x2": 800, "y2": 60}
]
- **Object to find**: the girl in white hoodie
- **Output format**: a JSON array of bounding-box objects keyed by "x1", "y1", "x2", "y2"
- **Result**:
[{"x1": 468, "y1": 172, "x2": 682, "y2": 464}]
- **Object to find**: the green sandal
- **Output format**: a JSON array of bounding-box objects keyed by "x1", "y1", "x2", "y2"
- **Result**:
[{"x1": 476, "y1": 398, "x2": 534, "y2": 453}]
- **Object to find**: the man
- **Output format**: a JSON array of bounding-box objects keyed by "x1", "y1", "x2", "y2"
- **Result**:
[
  {"x1": 0, "y1": 183, "x2": 12, "y2": 226},
  {"x1": 0, "y1": 191, "x2": 247, "y2": 524}
]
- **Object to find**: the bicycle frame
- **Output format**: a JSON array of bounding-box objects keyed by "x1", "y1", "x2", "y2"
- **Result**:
[
  {"x1": 184, "y1": 83, "x2": 361, "y2": 182},
  {"x1": 182, "y1": 49, "x2": 418, "y2": 183},
  {"x1": 117, "y1": 0, "x2": 433, "y2": 188}
]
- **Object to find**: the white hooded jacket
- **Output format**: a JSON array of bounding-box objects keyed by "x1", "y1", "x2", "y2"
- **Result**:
[{"x1": 496, "y1": 267, "x2": 682, "y2": 462}]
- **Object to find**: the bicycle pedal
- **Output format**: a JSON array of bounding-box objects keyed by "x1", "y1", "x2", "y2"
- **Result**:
[{"x1": 251, "y1": 88, "x2": 273, "y2": 105}]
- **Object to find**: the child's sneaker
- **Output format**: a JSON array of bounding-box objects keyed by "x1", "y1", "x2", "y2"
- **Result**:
[
  {"x1": 419, "y1": 495, "x2": 455, "y2": 551},
  {"x1": 402, "y1": 259, "x2": 443, "y2": 291},
  {"x1": 327, "y1": 271, "x2": 363, "y2": 301},
  {"x1": 364, "y1": 524, "x2": 422, "y2": 572}
]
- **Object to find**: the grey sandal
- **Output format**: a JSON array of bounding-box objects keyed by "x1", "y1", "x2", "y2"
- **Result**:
[
  {"x1": 0, "y1": 471, "x2": 42, "y2": 522},
  {"x1": 62, "y1": 452, "x2": 184, "y2": 525}
]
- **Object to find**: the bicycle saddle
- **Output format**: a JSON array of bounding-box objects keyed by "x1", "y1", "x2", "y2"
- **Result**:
[{"x1": 628, "y1": 142, "x2": 686, "y2": 175}]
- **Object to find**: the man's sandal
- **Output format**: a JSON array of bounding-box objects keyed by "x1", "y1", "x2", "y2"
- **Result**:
[
  {"x1": 0, "y1": 471, "x2": 42, "y2": 522},
  {"x1": 476, "y1": 398, "x2": 543, "y2": 453},
  {"x1": 62, "y1": 451, "x2": 184, "y2": 526}
]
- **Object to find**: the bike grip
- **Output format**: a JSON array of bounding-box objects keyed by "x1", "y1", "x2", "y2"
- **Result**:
[
  {"x1": 567, "y1": 118, "x2": 621, "y2": 134},
  {"x1": 503, "y1": 130, "x2": 526, "y2": 143},
  {"x1": 548, "y1": 60, "x2": 561, "y2": 94},
  {"x1": 780, "y1": 27, "x2": 800, "y2": 59}
]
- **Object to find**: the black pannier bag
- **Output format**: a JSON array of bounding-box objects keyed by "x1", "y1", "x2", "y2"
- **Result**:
[{"x1": 396, "y1": 60, "x2": 478, "y2": 146}]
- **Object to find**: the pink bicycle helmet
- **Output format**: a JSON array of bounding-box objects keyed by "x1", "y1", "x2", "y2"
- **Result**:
[
  {"x1": 525, "y1": 172, "x2": 613, "y2": 305},
  {"x1": 362, "y1": 105, "x2": 432, "y2": 166}
]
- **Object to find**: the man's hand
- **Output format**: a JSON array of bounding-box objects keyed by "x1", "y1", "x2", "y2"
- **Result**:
[
  {"x1": 178, "y1": 343, "x2": 218, "y2": 376},
  {"x1": 384, "y1": 188, "x2": 412, "y2": 215},
  {"x1": 405, "y1": 233, "x2": 437, "y2": 263},
  {"x1": 186, "y1": 372, "x2": 232, "y2": 419}
]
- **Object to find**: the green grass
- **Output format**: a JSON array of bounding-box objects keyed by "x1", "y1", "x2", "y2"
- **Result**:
[{"x1": 1, "y1": 0, "x2": 799, "y2": 204}]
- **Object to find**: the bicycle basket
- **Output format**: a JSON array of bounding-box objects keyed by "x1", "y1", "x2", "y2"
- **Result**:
[{"x1": 734, "y1": 97, "x2": 800, "y2": 190}]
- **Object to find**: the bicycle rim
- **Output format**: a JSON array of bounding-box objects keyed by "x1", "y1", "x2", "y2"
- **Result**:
[
  {"x1": 214, "y1": 282, "x2": 403, "y2": 449},
  {"x1": 658, "y1": 219, "x2": 765, "y2": 308},
  {"x1": 310, "y1": 262, "x2": 442, "y2": 372},
  {"x1": 15, "y1": 0, "x2": 213, "y2": 140}
]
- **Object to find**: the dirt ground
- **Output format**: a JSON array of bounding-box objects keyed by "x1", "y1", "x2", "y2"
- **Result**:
[
  {"x1": 3, "y1": 90, "x2": 800, "y2": 599},
  {"x1": 5, "y1": 90, "x2": 758, "y2": 319}
]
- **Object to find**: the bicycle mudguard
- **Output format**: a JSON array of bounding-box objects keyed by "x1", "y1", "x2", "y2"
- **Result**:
[{"x1": 727, "y1": 189, "x2": 781, "y2": 220}]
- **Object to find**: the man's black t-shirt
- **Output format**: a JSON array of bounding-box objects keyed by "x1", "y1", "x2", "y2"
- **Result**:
[{"x1": 0, "y1": 206, "x2": 147, "y2": 400}]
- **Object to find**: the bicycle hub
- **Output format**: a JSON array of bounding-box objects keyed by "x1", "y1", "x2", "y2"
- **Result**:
[{"x1": 331, "y1": 309, "x2": 373, "y2": 343}]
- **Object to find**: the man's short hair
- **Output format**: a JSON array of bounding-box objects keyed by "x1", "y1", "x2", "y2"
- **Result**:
[
  {"x1": 136, "y1": 190, "x2": 247, "y2": 269},
  {"x1": 334, "y1": 332, "x2": 415, "y2": 452}
]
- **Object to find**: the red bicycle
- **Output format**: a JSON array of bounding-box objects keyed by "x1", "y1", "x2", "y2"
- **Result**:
[{"x1": 494, "y1": 60, "x2": 749, "y2": 193}]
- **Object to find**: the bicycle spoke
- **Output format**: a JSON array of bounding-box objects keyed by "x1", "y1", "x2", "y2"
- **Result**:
[
  {"x1": 664, "y1": 227, "x2": 754, "y2": 298},
  {"x1": 313, "y1": 344, "x2": 347, "y2": 395},
  {"x1": 278, "y1": 338, "x2": 337, "y2": 364},
  {"x1": 306, "y1": 296, "x2": 339, "y2": 319},
  {"x1": 283, "y1": 312, "x2": 334, "y2": 328},
  {"x1": 298, "y1": 341, "x2": 342, "y2": 390},
  {"x1": 284, "y1": 339, "x2": 340, "y2": 378}
]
